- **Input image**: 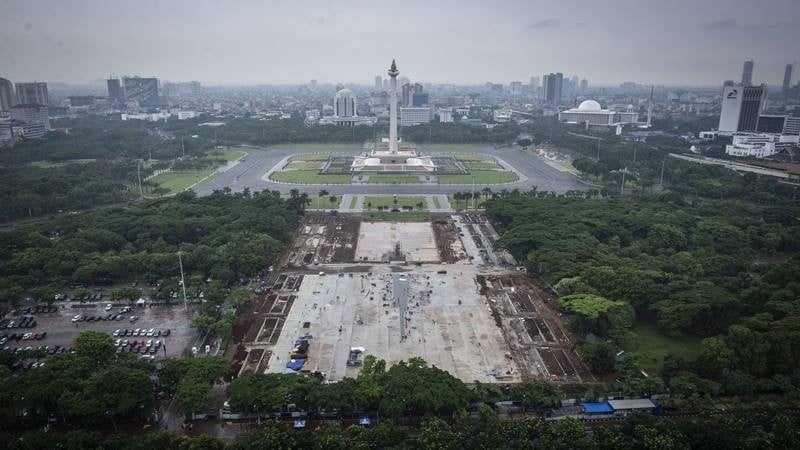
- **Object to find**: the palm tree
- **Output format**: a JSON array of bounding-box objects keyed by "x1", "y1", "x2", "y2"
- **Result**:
[
  {"x1": 318, "y1": 189, "x2": 329, "y2": 210},
  {"x1": 482, "y1": 187, "x2": 492, "y2": 200},
  {"x1": 328, "y1": 195, "x2": 337, "y2": 208}
]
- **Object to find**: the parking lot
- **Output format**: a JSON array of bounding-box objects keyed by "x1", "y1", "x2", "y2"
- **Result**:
[{"x1": 1, "y1": 302, "x2": 199, "y2": 360}]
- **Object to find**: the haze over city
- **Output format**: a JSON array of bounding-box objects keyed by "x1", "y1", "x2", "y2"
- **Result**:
[{"x1": 2, "y1": 0, "x2": 799, "y2": 86}]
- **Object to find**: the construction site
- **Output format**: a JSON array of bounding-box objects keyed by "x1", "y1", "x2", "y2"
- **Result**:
[{"x1": 229, "y1": 213, "x2": 592, "y2": 385}]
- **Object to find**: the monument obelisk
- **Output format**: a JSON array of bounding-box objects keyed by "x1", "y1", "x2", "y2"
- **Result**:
[{"x1": 388, "y1": 59, "x2": 399, "y2": 153}]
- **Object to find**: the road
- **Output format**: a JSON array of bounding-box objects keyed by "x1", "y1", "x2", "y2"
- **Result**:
[{"x1": 194, "y1": 144, "x2": 592, "y2": 196}]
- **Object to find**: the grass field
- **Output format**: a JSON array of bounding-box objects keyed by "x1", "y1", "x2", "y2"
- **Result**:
[
  {"x1": 366, "y1": 174, "x2": 423, "y2": 184},
  {"x1": 361, "y1": 211, "x2": 430, "y2": 222},
  {"x1": 291, "y1": 154, "x2": 331, "y2": 161},
  {"x1": 438, "y1": 170, "x2": 518, "y2": 184},
  {"x1": 464, "y1": 161, "x2": 502, "y2": 171},
  {"x1": 285, "y1": 161, "x2": 324, "y2": 170},
  {"x1": 209, "y1": 150, "x2": 247, "y2": 161},
  {"x1": 448, "y1": 194, "x2": 489, "y2": 209},
  {"x1": 151, "y1": 170, "x2": 216, "y2": 194},
  {"x1": 451, "y1": 153, "x2": 491, "y2": 161},
  {"x1": 364, "y1": 196, "x2": 426, "y2": 210},
  {"x1": 310, "y1": 195, "x2": 341, "y2": 209},
  {"x1": 431, "y1": 196, "x2": 441, "y2": 209},
  {"x1": 623, "y1": 323, "x2": 703, "y2": 371},
  {"x1": 269, "y1": 170, "x2": 351, "y2": 184}
]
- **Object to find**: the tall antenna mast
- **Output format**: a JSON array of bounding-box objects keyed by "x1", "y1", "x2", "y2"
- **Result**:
[{"x1": 646, "y1": 86, "x2": 654, "y2": 128}]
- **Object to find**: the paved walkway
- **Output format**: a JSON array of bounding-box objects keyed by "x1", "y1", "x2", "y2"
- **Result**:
[
  {"x1": 425, "y1": 194, "x2": 454, "y2": 213},
  {"x1": 338, "y1": 194, "x2": 365, "y2": 213}
]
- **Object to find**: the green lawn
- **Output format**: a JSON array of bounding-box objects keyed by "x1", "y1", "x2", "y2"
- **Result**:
[
  {"x1": 366, "y1": 174, "x2": 422, "y2": 184},
  {"x1": 291, "y1": 153, "x2": 331, "y2": 161},
  {"x1": 431, "y1": 196, "x2": 441, "y2": 209},
  {"x1": 364, "y1": 196, "x2": 427, "y2": 210},
  {"x1": 150, "y1": 170, "x2": 216, "y2": 194},
  {"x1": 269, "y1": 170, "x2": 350, "y2": 184},
  {"x1": 210, "y1": 150, "x2": 247, "y2": 161},
  {"x1": 452, "y1": 153, "x2": 490, "y2": 161},
  {"x1": 361, "y1": 211, "x2": 430, "y2": 222},
  {"x1": 623, "y1": 323, "x2": 703, "y2": 371},
  {"x1": 447, "y1": 194, "x2": 489, "y2": 209},
  {"x1": 438, "y1": 170, "x2": 518, "y2": 184},
  {"x1": 285, "y1": 161, "x2": 324, "y2": 170},
  {"x1": 310, "y1": 195, "x2": 341, "y2": 209},
  {"x1": 464, "y1": 161, "x2": 502, "y2": 171}
]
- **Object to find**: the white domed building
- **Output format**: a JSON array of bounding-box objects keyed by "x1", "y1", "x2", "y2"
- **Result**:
[{"x1": 558, "y1": 100, "x2": 639, "y2": 128}]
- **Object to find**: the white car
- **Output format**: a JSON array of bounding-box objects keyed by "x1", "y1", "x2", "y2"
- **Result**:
[
  {"x1": 112, "y1": 329, "x2": 120, "y2": 337},
  {"x1": 104, "y1": 303, "x2": 112, "y2": 311},
  {"x1": 146, "y1": 328, "x2": 155, "y2": 337},
  {"x1": 71, "y1": 315, "x2": 81, "y2": 322}
]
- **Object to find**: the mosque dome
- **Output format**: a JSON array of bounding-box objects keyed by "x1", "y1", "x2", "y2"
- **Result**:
[{"x1": 577, "y1": 100, "x2": 602, "y2": 111}]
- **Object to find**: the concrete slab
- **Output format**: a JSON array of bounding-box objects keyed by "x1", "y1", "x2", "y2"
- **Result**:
[{"x1": 355, "y1": 222, "x2": 439, "y2": 262}]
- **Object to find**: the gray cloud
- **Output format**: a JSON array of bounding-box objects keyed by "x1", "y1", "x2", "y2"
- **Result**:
[{"x1": 526, "y1": 18, "x2": 560, "y2": 30}]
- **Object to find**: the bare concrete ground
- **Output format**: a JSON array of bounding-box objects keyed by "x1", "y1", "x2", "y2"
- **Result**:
[
  {"x1": 355, "y1": 222, "x2": 440, "y2": 263},
  {"x1": 265, "y1": 266, "x2": 521, "y2": 383},
  {"x1": 2, "y1": 303, "x2": 198, "y2": 358}
]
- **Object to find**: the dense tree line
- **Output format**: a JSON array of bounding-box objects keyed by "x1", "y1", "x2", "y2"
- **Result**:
[
  {"x1": 488, "y1": 192, "x2": 800, "y2": 397},
  {"x1": 0, "y1": 190, "x2": 306, "y2": 304},
  {"x1": 3, "y1": 403, "x2": 799, "y2": 449}
]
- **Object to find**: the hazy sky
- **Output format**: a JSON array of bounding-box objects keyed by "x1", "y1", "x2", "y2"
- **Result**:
[{"x1": 1, "y1": 0, "x2": 799, "y2": 86}]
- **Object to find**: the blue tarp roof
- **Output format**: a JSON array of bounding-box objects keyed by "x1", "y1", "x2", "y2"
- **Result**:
[
  {"x1": 286, "y1": 358, "x2": 306, "y2": 371},
  {"x1": 581, "y1": 402, "x2": 614, "y2": 413}
]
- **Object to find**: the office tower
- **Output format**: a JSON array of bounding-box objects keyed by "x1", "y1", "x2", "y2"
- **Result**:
[
  {"x1": 0, "y1": 77, "x2": 15, "y2": 111},
  {"x1": 718, "y1": 84, "x2": 767, "y2": 133},
  {"x1": 15, "y1": 82, "x2": 49, "y2": 105},
  {"x1": 401, "y1": 82, "x2": 422, "y2": 107},
  {"x1": 510, "y1": 81, "x2": 522, "y2": 95},
  {"x1": 374, "y1": 75, "x2": 382, "y2": 91},
  {"x1": 571, "y1": 76, "x2": 579, "y2": 92},
  {"x1": 723, "y1": 80, "x2": 735, "y2": 88},
  {"x1": 542, "y1": 73, "x2": 563, "y2": 104},
  {"x1": 310, "y1": 79, "x2": 318, "y2": 89},
  {"x1": 334, "y1": 89, "x2": 356, "y2": 118},
  {"x1": 580, "y1": 78, "x2": 588, "y2": 93},
  {"x1": 122, "y1": 76, "x2": 159, "y2": 105},
  {"x1": 382, "y1": 79, "x2": 389, "y2": 90},
  {"x1": 783, "y1": 64, "x2": 793, "y2": 96},
  {"x1": 741, "y1": 59, "x2": 754, "y2": 86},
  {"x1": 411, "y1": 92, "x2": 429, "y2": 106},
  {"x1": 530, "y1": 76, "x2": 540, "y2": 90},
  {"x1": 107, "y1": 78, "x2": 123, "y2": 103},
  {"x1": 10, "y1": 103, "x2": 51, "y2": 130}
]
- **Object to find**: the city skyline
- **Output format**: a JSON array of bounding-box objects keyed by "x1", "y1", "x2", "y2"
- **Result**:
[{"x1": 1, "y1": 0, "x2": 799, "y2": 86}]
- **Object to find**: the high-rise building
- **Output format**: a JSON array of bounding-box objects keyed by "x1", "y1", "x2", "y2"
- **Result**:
[
  {"x1": 510, "y1": 81, "x2": 522, "y2": 96},
  {"x1": 741, "y1": 59, "x2": 754, "y2": 86},
  {"x1": 107, "y1": 78, "x2": 123, "y2": 103},
  {"x1": 310, "y1": 79, "x2": 317, "y2": 89},
  {"x1": 783, "y1": 64, "x2": 793, "y2": 96},
  {"x1": 580, "y1": 78, "x2": 588, "y2": 93},
  {"x1": 0, "y1": 77, "x2": 15, "y2": 111},
  {"x1": 723, "y1": 80, "x2": 735, "y2": 88},
  {"x1": 15, "y1": 82, "x2": 49, "y2": 105},
  {"x1": 718, "y1": 84, "x2": 766, "y2": 133},
  {"x1": 411, "y1": 92, "x2": 429, "y2": 107},
  {"x1": 122, "y1": 76, "x2": 159, "y2": 106},
  {"x1": 401, "y1": 82, "x2": 423, "y2": 107},
  {"x1": 334, "y1": 89, "x2": 356, "y2": 118},
  {"x1": 10, "y1": 103, "x2": 51, "y2": 131},
  {"x1": 530, "y1": 76, "x2": 540, "y2": 90},
  {"x1": 542, "y1": 73, "x2": 563, "y2": 104},
  {"x1": 374, "y1": 75, "x2": 383, "y2": 91}
]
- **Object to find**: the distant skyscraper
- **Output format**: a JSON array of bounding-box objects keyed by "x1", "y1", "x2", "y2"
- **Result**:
[
  {"x1": 510, "y1": 81, "x2": 522, "y2": 96},
  {"x1": 10, "y1": 103, "x2": 51, "y2": 130},
  {"x1": 530, "y1": 76, "x2": 540, "y2": 89},
  {"x1": 374, "y1": 75, "x2": 382, "y2": 91},
  {"x1": 542, "y1": 73, "x2": 563, "y2": 104},
  {"x1": 382, "y1": 79, "x2": 389, "y2": 90},
  {"x1": 15, "y1": 82, "x2": 49, "y2": 105},
  {"x1": 122, "y1": 76, "x2": 159, "y2": 105},
  {"x1": 310, "y1": 79, "x2": 318, "y2": 89},
  {"x1": 580, "y1": 78, "x2": 588, "y2": 93},
  {"x1": 0, "y1": 77, "x2": 15, "y2": 111},
  {"x1": 411, "y1": 92, "x2": 429, "y2": 107},
  {"x1": 718, "y1": 84, "x2": 766, "y2": 133},
  {"x1": 334, "y1": 89, "x2": 356, "y2": 118},
  {"x1": 723, "y1": 80, "x2": 735, "y2": 87},
  {"x1": 107, "y1": 78, "x2": 123, "y2": 103},
  {"x1": 783, "y1": 64, "x2": 793, "y2": 96},
  {"x1": 741, "y1": 59, "x2": 754, "y2": 86},
  {"x1": 401, "y1": 82, "x2": 423, "y2": 106}
]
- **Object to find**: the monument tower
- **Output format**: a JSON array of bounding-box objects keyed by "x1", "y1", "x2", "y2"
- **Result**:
[{"x1": 388, "y1": 59, "x2": 399, "y2": 153}]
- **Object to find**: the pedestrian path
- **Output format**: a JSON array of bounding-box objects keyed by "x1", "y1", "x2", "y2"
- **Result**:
[
  {"x1": 425, "y1": 194, "x2": 455, "y2": 213},
  {"x1": 338, "y1": 194, "x2": 364, "y2": 213}
]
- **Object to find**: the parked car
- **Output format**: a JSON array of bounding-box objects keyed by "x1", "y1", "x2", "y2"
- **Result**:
[
  {"x1": 105, "y1": 303, "x2": 113, "y2": 311},
  {"x1": 113, "y1": 329, "x2": 121, "y2": 337},
  {"x1": 129, "y1": 316, "x2": 139, "y2": 323}
]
